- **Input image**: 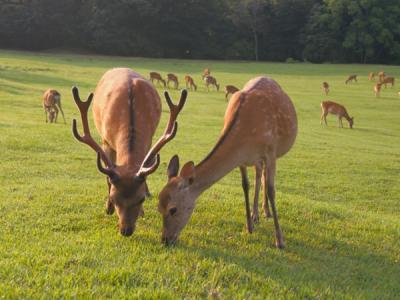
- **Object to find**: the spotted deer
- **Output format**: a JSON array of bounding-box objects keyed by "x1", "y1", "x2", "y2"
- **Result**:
[
  {"x1": 150, "y1": 72, "x2": 166, "y2": 88},
  {"x1": 204, "y1": 75, "x2": 220, "y2": 91},
  {"x1": 368, "y1": 72, "x2": 376, "y2": 81},
  {"x1": 167, "y1": 73, "x2": 179, "y2": 89},
  {"x1": 320, "y1": 101, "x2": 354, "y2": 128},
  {"x1": 380, "y1": 76, "x2": 395, "y2": 88},
  {"x1": 43, "y1": 89, "x2": 65, "y2": 124},
  {"x1": 72, "y1": 68, "x2": 187, "y2": 236},
  {"x1": 322, "y1": 82, "x2": 329, "y2": 96},
  {"x1": 345, "y1": 75, "x2": 357, "y2": 84},
  {"x1": 374, "y1": 83, "x2": 382, "y2": 97},
  {"x1": 158, "y1": 76, "x2": 298, "y2": 249},
  {"x1": 184, "y1": 75, "x2": 197, "y2": 91},
  {"x1": 224, "y1": 85, "x2": 239, "y2": 100},
  {"x1": 202, "y1": 68, "x2": 210, "y2": 79}
]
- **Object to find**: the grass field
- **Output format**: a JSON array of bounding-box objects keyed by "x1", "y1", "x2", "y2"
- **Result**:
[{"x1": 0, "y1": 49, "x2": 399, "y2": 299}]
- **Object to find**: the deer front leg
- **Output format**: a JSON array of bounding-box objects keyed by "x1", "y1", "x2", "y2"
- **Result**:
[
  {"x1": 53, "y1": 106, "x2": 59, "y2": 123},
  {"x1": 252, "y1": 164, "x2": 262, "y2": 223},
  {"x1": 103, "y1": 143, "x2": 116, "y2": 215},
  {"x1": 240, "y1": 166, "x2": 253, "y2": 233}
]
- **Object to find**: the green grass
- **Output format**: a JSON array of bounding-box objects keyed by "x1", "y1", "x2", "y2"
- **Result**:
[{"x1": 0, "y1": 49, "x2": 399, "y2": 299}]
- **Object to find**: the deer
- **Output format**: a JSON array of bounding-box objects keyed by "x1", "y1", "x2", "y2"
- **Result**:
[
  {"x1": 320, "y1": 101, "x2": 354, "y2": 128},
  {"x1": 224, "y1": 85, "x2": 239, "y2": 100},
  {"x1": 149, "y1": 72, "x2": 166, "y2": 88},
  {"x1": 380, "y1": 76, "x2": 395, "y2": 88},
  {"x1": 378, "y1": 71, "x2": 385, "y2": 82},
  {"x1": 368, "y1": 72, "x2": 376, "y2": 81},
  {"x1": 204, "y1": 75, "x2": 220, "y2": 91},
  {"x1": 374, "y1": 83, "x2": 382, "y2": 97},
  {"x1": 43, "y1": 89, "x2": 66, "y2": 124},
  {"x1": 202, "y1": 68, "x2": 210, "y2": 79},
  {"x1": 184, "y1": 75, "x2": 197, "y2": 91},
  {"x1": 322, "y1": 82, "x2": 329, "y2": 96},
  {"x1": 72, "y1": 68, "x2": 187, "y2": 237},
  {"x1": 345, "y1": 75, "x2": 357, "y2": 84},
  {"x1": 167, "y1": 73, "x2": 179, "y2": 89},
  {"x1": 158, "y1": 76, "x2": 298, "y2": 249}
]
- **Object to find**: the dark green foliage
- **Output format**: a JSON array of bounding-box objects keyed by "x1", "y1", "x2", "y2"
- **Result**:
[{"x1": 0, "y1": 0, "x2": 399, "y2": 63}]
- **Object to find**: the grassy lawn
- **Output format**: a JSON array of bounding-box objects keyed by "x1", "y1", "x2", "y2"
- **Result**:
[{"x1": 0, "y1": 49, "x2": 399, "y2": 299}]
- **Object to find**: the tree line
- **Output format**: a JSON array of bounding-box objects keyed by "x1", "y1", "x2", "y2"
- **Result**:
[{"x1": 1, "y1": 0, "x2": 399, "y2": 64}]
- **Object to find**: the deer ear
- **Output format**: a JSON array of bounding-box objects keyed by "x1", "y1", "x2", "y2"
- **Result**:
[
  {"x1": 167, "y1": 155, "x2": 179, "y2": 179},
  {"x1": 180, "y1": 161, "x2": 195, "y2": 185}
]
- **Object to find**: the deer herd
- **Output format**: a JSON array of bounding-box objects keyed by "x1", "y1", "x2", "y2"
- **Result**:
[{"x1": 39, "y1": 65, "x2": 397, "y2": 249}]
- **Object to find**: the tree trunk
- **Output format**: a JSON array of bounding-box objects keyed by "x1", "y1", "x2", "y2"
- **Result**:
[{"x1": 253, "y1": 29, "x2": 259, "y2": 61}]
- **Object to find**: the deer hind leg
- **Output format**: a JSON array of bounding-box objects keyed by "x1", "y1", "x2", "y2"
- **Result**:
[
  {"x1": 252, "y1": 163, "x2": 262, "y2": 223},
  {"x1": 265, "y1": 158, "x2": 284, "y2": 249},
  {"x1": 262, "y1": 164, "x2": 272, "y2": 218},
  {"x1": 103, "y1": 143, "x2": 116, "y2": 215},
  {"x1": 240, "y1": 166, "x2": 253, "y2": 233},
  {"x1": 44, "y1": 107, "x2": 48, "y2": 123},
  {"x1": 56, "y1": 101, "x2": 66, "y2": 124},
  {"x1": 53, "y1": 105, "x2": 59, "y2": 123}
]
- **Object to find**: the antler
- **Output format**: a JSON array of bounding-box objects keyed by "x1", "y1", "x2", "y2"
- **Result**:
[
  {"x1": 136, "y1": 89, "x2": 187, "y2": 178},
  {"x1": 71, "y1": 86, "x2": 116, "y2": 176}
]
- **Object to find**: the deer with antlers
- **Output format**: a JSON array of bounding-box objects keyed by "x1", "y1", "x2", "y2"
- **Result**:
[
  {"x1": 158, "y1": 77, "x2": 297, "y2": 249},
  {"x1": 43, "y1": 89, "x2": 66, "y2": 124},
  {"x1": 184, "y1": 75, "x2": 197, "y2": 91},
  {"x1": 72, "y1": 68, "x2": 187, "y2": 236},
  {"x1": 380, "y1": 76, "x2": 395, "y2": 88},
  {"x1": 202, "y1": 68, "x2": 210, "y2": 79},
  {"x1": 320, "y1": 101, "x2": 353, "y2": 128},
  {"x1": 322, "y1": 82, "x2": 329, "y2": 96},
  {"x1": 204, "y1": 75, "x2": 220, "y2": 92},
  {"x1": 167, "y1": 73, "x2": 179, "y2": 89},
  {"x1": 149, "y1": 72, "x2": 166, "y2": 88},
  {"x1": 224, "y1": 85, "x2": 239, "y2": 100},
  {"x1": 345, "y1": 75, "x2": 357, "y2": 84}
]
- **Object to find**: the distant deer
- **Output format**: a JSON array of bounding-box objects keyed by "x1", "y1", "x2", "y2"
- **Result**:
[
  {"x1": 167, "y1": 73, "x2": 179, "y2": 89},
  {"x1": 380, "y1": 76, "x2": 395, "y2": 88},
  {"x1": 72, "y1": 68, "x2": 187, "y2": 237},
  {"x1": 204, "y1": 75, "x2": 220, "y2": 91},
  {"x1": 320, "y1": 101, "x2": 354, "y2": 128},
  {"x1": 374, "y1": 83, "x2": 382, "y2": 97},
  {"x1": 42, "y1": 89, "x2": 65, "y2": 124},
  {"x1": 378, "y1": 71, "x2": 385, "y2": 82},
  {"x1": 345, "y1": 75, "x2": 357, "y2": 84},
  {"x1": 202, "y1": 68, "x2": 210, "y2": 79},
  {"x1": 322, "y1": 82, "x2": 330, "y2": 95},
  {"x1": 158, "y1": 77, "x2": 298, "y2": 249},
  {"x1": 184, "y1": 75, "x2": 197, "y2": 91},
  {"x1": 368, "y1": 72, "x2": 376, "y2": 81},
  {"x1": 150, "y1": 72, "x2": 166, "y2": 88},
  {"x1": 224, "y1": 85, "x2": 239, "y2": 100}
]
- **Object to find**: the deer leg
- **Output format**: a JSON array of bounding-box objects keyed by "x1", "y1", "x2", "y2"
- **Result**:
[
  {"x1": 252, "y1": 163, "x2": 262, "y2": 223},
  {"x1": 56, "y1": 102, "x2": 66, "y2": 124},
  {"x1": 53, "y1": 106, "x2": 59, "y2": 123},
  {"x1": 265, "y1": 158, "x2": 284, "y2": 249},
  {"x1": 44, "y1": 108, "x2": 48, "y2": 123},
  {"x1": 240, "y1": 166, "x2": 253, "y2": 233},
  {"x1": 262, "y1": 164, "x2": 272, "y2": 218},
  {"x1": 103, "y1": 143, "x2": 116, "y2": 215}
]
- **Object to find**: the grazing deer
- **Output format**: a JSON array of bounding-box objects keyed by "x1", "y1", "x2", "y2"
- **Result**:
[
  {"x1": 378, "y1": 71, "x2": 385, "y2": 82},
  {"x1": 72, "y1": 68, "x2": 187, "y2": 237},
  {"x1": 150, "y1": 72, "x2": 166, "y2": 88},
  {"x1": 202, "y1": 68, "x2": 210, "y2": 79},
  {"x1": 158, "y1": 77, "x2": 298, "y2": 249},
  {"x1": 345, "y1": 75, "x2": 357, "y2": 84},
  {"x1": 167, "y1": 73, "x2": 179, "y2": 89},
  {"x1": 204, "y1": 75, "x2": 220, "y2": 91},
  {"x1": 224, "y1": 85, "x2": 239, "y2": 100},
  {"x1": 374, "y1": 83, "x2": 382, "y2": 97},
  {"x1": 43, "y1": 89, "x2": 65, "y2": 124},
  {"x1": 368, "y1": 72, "x2": 376, "y2": 81},
  {"x1": 380, "y1": 76, "x2": 395, "y2": 88},
  {"x1": 184, "y1": 75, "x2": 197, "y2": 91},
  {"x1": 322, "y1": 82, "x2": 330, "y2": 96},
  {"x1": 320, "y1": 101, "x2": 354, "y2": 128}
]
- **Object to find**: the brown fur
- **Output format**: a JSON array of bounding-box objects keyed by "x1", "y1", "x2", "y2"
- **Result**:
[
  {"x1": 345, "y1": 74, "x2": 357, "y2": 84},
  {"x1": 42, "y1": 89, "x2": 65, "y2": 124},
  {"x1": 184, "y1": 75, "x2": 197, "y2": 91},
  {"x1": 322, "y1": 82, "x2": 329, "y2": 96},
  {"x1": 378, "y1": 71, "x2": 385, "y2": 82},
  {"x1": 158, "y1": 76, "x2": 298, "y2": 249},
  {"x1": 374, "y1": 83, "x2": 382, "y2": 97},
  {"x1": 224, "y1": 85, "x2": 239, "y2": 100},
  {"x1": 320, "y1": 100, "x2": 354, "y2": 128},
  {"x1": 149, "y1": 72, "x2": 166, "y2": 88},
  {"x1": 368, "y1": 72, "x2": 376, "y2": 81},
  {"x1": 204, "y1": 75, "x2": 220, "y2": 91},
  {"x1": 167, "y1": 73, "x2": 179, "y2": 89},
  {"x1": 202, "y1": 68, "x2": 210, "y2": 79},
  {"x1": 380, "y1": 76, "x2": 395, "y2": 88}
]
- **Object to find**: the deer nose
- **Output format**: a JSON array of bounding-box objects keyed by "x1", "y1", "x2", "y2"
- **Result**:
[{"x1": 120, "y1": 227, "x2": 134, "y2": 237}]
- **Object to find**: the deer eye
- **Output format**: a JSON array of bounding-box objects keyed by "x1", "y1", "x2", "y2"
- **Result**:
[{"x1": 169, "y1": 207, "x2": 177, "y2": 216}]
